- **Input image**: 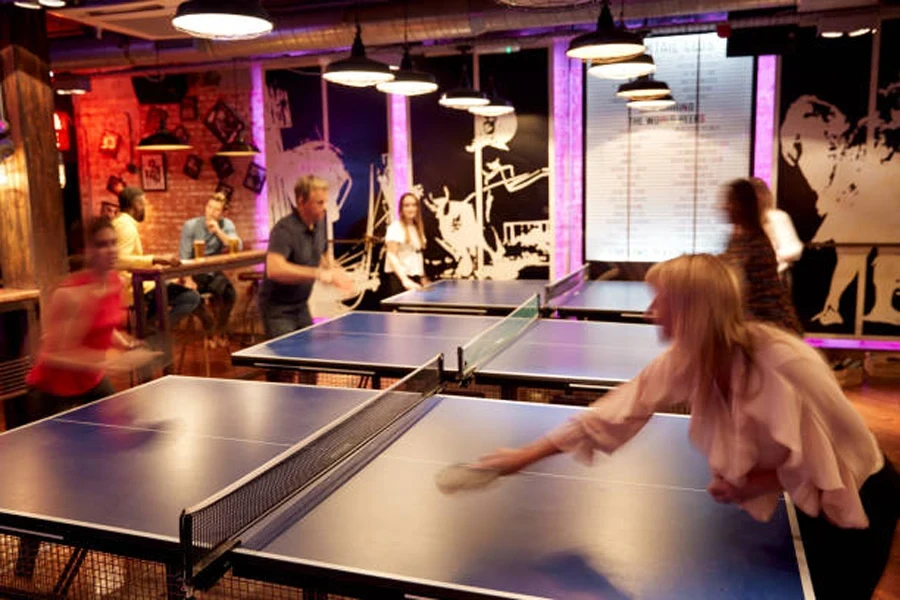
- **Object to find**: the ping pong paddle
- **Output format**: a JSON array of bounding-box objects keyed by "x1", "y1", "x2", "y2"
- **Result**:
[{"x1": 435, "y1": 463, "x2": 501, "y2": 495}]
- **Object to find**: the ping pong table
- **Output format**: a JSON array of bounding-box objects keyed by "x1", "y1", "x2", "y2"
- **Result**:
[
  {"x1": 0, "y1": 370, "x2": 813, "y2": 600},
  {"x1": 381, "y1": 267, "x2": 654, "y2": 323},
  {"x1": 231, "y1": 302, "x2": 669, "y2": 397}
]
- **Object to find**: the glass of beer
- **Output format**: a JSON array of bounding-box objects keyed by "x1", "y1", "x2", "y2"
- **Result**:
[
  {"x1": 193, "y1": 240, "x2": 205, "y2": 259},
  {"x1": 228, "y1": 237, "x2": 239, "y2": 254}
]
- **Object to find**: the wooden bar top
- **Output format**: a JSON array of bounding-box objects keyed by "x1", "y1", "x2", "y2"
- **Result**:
[
  {"x1": 0, "y1": 288, "x2": 40, "y2": 307},
  {"x1": 126, "y1": 250, "x2": 266, "y2": 279}
]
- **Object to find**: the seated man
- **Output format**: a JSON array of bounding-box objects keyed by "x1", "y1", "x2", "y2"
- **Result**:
[
  {"x1": 113, "y1": 186, "x2": 210, "y2": 336},
  {"x1": 178, "y1": 192, "x2": 242, "y2": 347}
]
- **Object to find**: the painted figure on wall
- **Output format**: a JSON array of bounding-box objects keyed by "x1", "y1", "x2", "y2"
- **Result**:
[
  {"x1": 780, "y1": 78, "x2": 900, "y2": 328},
  {"x1": 419, "y1": 112, "x2": 550, "y2": 280}
]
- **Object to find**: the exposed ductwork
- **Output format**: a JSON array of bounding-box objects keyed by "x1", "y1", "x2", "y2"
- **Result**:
[{"x1": 51, "y1": 0, "x2": 804, "y2": 73}]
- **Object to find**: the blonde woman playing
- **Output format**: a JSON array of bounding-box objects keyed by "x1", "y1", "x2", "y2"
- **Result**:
[
  {"x1": 383, "y1": 192, "x2": 428, "y2": 296},
  {"x1": 475, "y1": 254, "x2": 899, "y2": 600}
]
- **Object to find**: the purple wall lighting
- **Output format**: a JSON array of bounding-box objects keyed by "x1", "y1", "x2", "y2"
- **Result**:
[
  {"x1": 250, "y1": 62, "x2": 269, "y2": 244},
  {"x1": 552, "y1": 40, "x2": 584, "y2": 279},
  {"x1": 389, "y1": 94, "x2": 412, "y2": 212},
  {"x1": 752, "y1": 55, "x2": 777, "y2": 187}
]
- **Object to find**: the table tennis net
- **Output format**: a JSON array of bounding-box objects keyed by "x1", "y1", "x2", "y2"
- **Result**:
[
  {"x1": 544, "y1": 264, "x2": 589, "y2": 306},
  {"x1": 179, "y1": 355, "x2": 444, "y2": 585},
  {"x1": 457, "y1": 294, "x2": 540, "y2": 380}
]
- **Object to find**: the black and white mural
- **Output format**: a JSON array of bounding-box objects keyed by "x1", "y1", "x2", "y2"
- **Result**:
[
  {"x1": 411, "y1": 50, "x2": 551, "y2": 280},
  {"x1": 778, "y1": 21, "x2": 900, "y2": 337}
]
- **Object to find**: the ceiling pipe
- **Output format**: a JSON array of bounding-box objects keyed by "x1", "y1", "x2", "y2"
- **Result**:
[{"x1": 50, "y1": 0, "x2": 798, "y2": 72}]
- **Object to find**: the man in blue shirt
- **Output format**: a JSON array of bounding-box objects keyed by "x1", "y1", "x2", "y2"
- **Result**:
[
  {"x1": 179, "y1": 192, "x2": 242, "y2": 347},
  {"x1": 259, "y1": 175, "x2": 352, "y2": 338}
]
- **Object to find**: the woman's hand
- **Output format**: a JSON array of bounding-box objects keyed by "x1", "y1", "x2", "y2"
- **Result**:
[
  {"x1": 473, "y1": 448, "x2": 534, "y2": 475},
  {"x1": 707, "y1": 476, "x2": 741, "y2": 504},
  {"x1": 473, "y1": 438, "x2": 561, "y2": 475}
]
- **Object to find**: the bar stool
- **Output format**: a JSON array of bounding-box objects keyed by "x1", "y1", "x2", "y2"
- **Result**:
[
  {"x1": 236, "y1": 271, "x2": 264, "y2": 344},
  {"x1": 176, "y1": 293, "x2": 213, "y2": 377}
]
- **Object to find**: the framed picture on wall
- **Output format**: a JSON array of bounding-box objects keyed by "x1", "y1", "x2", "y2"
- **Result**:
[
  {"x1": 173, "y1": 125, "x2": 190, "y2": 144},
  {"x1": 215, "y1": 181, "x2": 234, "y2": 202},
  {"x1": 180, "y1": 96, "x2": 198, "y2": 121},
  {"x1": 203, "y1": 100, "x2": 245, "y2": 144},
  {"x1": 242, "y1": 162, "x2": 266, "y2": 194},
  {"x1": 211, "y1": 155, "x2": 234, "y2": 180},
  {"x1": 183, "y1": 154, "x2": 203, "y2": 180},
  {"x1": 106, "y1": 175, "x2": 126, "y2": 196},
  {"x1": 99, "y1": 131, "x2": 121, "y2": 158},
  {"x1": 140, "y1": 153, "x2": 167, "y2": 192}
]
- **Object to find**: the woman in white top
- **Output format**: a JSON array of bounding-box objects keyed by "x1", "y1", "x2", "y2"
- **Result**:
[
  {"x1": 476, "y1": 254, "x2": 899, "y2": 600},
  {"x1": 383, "y1": 192, "x2": 428, "y2": 296},
  {"x1": 751, "y1": 177, "x2": 804, "y2": 276}
]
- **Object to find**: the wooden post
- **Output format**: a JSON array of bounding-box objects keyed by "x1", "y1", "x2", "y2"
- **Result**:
[{"x1": 0, "y1": 6, "x2": 68, "y2": 305}]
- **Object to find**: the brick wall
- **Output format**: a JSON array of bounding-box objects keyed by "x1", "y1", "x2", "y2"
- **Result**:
[{"x1": 73, "y1": 68, "x2": 265, "y2": 257}]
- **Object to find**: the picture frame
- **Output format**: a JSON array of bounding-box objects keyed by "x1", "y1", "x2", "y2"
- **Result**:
[
  {"x1": 180, "y1": 96, "x2": 198, "y2": 121},
  {"x1": 215, "y1": 181, "x2": 234, "y2": 202},
  {"x1": 183, "y1": 154, "x2": 203, "y2": 180},
  {"x1": 140, "y1": 153, "x2": 167, "y2": 192},
  {"x1": 106, "y1": 175, "x2": 126, "y2": 196},
  {"x1": 173, "y1": 125, "x2": 190, "y2": 144},
  {"x1": 211, "y1": 155, "x2": 234, "y2": 180},
  {"x1": 242, "y1": 162, "x2": 266, "y2": 194},
  {"x1": 99, "y1": 131, "x2": 121, "y2": 158},
  {"x1": 203, "y1": 100, "x2": 245, "y2": 144}
]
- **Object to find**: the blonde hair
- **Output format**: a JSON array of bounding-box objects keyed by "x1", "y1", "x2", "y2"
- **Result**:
[
  {"x1": 646, "y1": 254, "x2": 755, "y2": 404},
  {"x1": 398, "y1": 192, "x2": 426, "y2": 248},
  {"x1": 294, "y1": 175, "x2": 328, "y2": 204},
  {"x1": 208, "y1": 192, "x2": 228, "y2": 206}
]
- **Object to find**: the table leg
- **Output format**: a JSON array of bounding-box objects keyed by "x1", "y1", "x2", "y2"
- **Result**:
[
  {"x1": 133, "y1": 276, "x2": 148, "y2": 339},
  {"x1": 156, "y1": 279, "x2": 173, "y2": 375}
]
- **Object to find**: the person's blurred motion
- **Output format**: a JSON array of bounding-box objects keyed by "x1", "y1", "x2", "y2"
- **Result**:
[
  {"x1": 750, "y1": 177, "x2": 803, "y2": 283},
  {"x1": 721, "y1": 178, "x2": 803, "y2": 335},
  {"x1": 11, "y1": 218, "x2": 161, "y2": 428}
]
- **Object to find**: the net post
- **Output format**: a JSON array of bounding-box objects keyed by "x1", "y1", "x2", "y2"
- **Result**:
[{"x1": 179, "y1": 510, "x2": 194, "y2": 592}]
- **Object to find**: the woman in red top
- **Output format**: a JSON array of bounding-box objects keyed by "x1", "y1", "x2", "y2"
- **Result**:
[{"x1": 23, "y1": 217, "x2": 157, "y2": 424}]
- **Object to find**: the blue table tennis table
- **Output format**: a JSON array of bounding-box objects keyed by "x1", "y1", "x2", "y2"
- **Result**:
[
  {"x1": 231, "y1": 309, "x2": 669, "y2": 396},
  {"x1": 0, "y1": 373, "x2": 813, "y2": 600},
  {"x1": 381, "y1": 268, "x2": 654, "y2": 322}
]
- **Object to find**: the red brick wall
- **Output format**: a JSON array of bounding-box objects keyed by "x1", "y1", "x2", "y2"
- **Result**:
[{"x1": 73, "y1": 69, "x2": 264, "y2": 256}]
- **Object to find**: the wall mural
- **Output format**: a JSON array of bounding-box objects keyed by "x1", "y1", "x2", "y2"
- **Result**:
[
  {"x1": 411, "y1": 50, "x2": 551, "y2": 280},
  {"x1": 778, "y1": 21, "x2": 900, "y2": 337}
]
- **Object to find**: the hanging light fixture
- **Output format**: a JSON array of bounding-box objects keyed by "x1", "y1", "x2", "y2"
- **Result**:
[
  {"x1": 137, "y1": 46, "x2": 192, "y2": 151},
  {"x1": 323, "y1": 23, "x2": 394, "y2": 88},
  {"x1": 469, "y1": 77, "x2": 514, "y2": 117},
  {"x1": 588, "y1": 53, "x2": 656, "y2": 80},
  {"x1": 566, "y1": 0, "x2": 645, "y2": 62},
  {"x1": 616, "y1": 76, "x2": 670, "y2": 100},
  {"x1": 39, "y1": 0, "x2": 67, "y2": 7},
  {"x1": 216, "y1": 61, "x2": 259, "y2": 157},
  {"x1": 376, "y1": 5, "x2": 437, "y2": 96},
  {"x1": 627, "y1": 94, "x2": 676, "y2": 111},
  {"x1": 377, "y1": 49, "x2": 438, "y2": 96},
  {"x1": 137, "y1": 115, "x2": 193, "y2": 151},
  {"x1": 172, "y1": 0, "x2": 273, "y2": 41},
  {"x1": 439, "y1": 48, "x2": 488, "y2": 110},
  {"x1": 13, "y1": 1, "x2": 42, "y2": 9}
]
